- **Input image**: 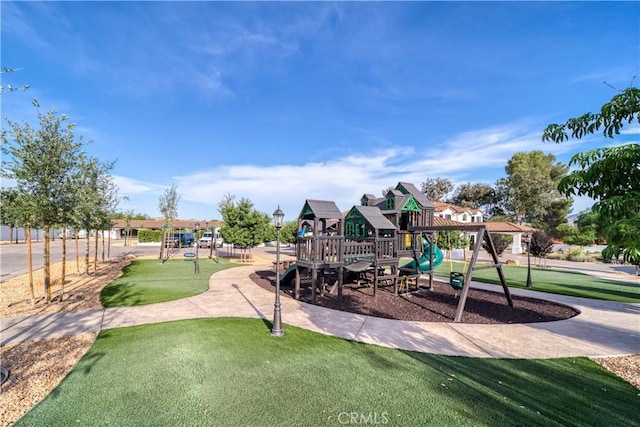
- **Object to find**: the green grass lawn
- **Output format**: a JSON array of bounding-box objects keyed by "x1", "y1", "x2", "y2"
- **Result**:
[
  {"x1": 432, "y1": 262, "x2": 640, "y2": 303},
  {"x1": 100, "y1": 258, "x2": 238, "y2": 307},
  {"x1": 16, "y1": 318, "x2": 639, "y2": 427}
]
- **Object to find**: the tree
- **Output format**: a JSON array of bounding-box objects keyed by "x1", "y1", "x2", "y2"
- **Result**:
[
  {"x1": 543, "y1": 86, "x2": 639, "y2": 266},
  {"x1": 280, "y1": 221, "x2": 299, "y2": 245},
  {"x1": 123, "y1": 209, "x2": 134, "y2": 246},
  {"x1": 0, "y1": 188, "x2": 22, "y2": 243},
  {"x1": 449, "y1": 182, "x2": 497, "y2": 213},
  {"x1": 482, "y1": 234, "x2": 510, "y2": 257},
  {"x1": 436, "y1": 231, "x2": 469, "y2": 251},
  {"x1": 72, "y1": 156, "x2": 117, "y2": 276},
  {"x1": 556, "y1": 223, "x2": 596, "y2": 248},
  {"x1": 158, "y1": 185, "x2": 180, "y2": 222},
  {"x1": 112, "y1": 211, "x2": 150, "y2": 220},
  {"x1": 0, "y1": 67, "x2": 30, "y2": 94},
  {"x1": 158, "y1": 185, "x2": 180, "y2": 260},
  {"x1": 499, "y1": 151, "x2": 570, "y2": 225},
  {"x1": 528, "y1": 231, "x2": 555, "y2": 266},
  {"x1": 538, "y1": 198, "x2": 573, "y2": 238},
  {"x1": 2, "y1": 104, "x2": 84, "y2": 301},
  {"x1": 421, "y1": 177, "x2": 454, "y2": 202},
  {"x1": 218, "y1": 195, "x2": 272, "y2": 258},
  {"x1": 576, "y1": 209, "x2": 608, "y2": 244}
]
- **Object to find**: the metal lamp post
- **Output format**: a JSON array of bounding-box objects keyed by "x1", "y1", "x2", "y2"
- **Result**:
[
  {"x1": 194, "y1": 222, "x2": 200, "y2": 274},
  {"x1": 525, "y1": 232, "x2": 532, "y2": 288},
  {"x1": 271, "y1": 206, "x2": 285, "y2": 337}
]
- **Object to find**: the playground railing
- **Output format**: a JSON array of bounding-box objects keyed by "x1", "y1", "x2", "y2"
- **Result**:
[
  {"x1": 376, "y1": 237, "x2": 396, "y2": 259},
  {"x1": 344, "y1": 240, "x2": 375, "y2": 260},
  {"x1": 296, "y1": 235, "x2": 344, "y2": 264}
]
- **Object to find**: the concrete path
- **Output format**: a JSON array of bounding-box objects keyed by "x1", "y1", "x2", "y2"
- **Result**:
[{"x1": 2, "y1": 264, "x2": 639, "y2": 359}]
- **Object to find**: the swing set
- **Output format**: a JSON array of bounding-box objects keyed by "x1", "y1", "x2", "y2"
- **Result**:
[
  {"x1": 442, "y1": 230, "x2": 470, "y2": 291},
  {"x1": 409, "y1": 224, "x2": 513, "y2": 322}
]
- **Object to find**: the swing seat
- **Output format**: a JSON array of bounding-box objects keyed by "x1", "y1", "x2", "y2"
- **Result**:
[{"x1": 449, "y1": 272, "x2": 464, "y2": 290}]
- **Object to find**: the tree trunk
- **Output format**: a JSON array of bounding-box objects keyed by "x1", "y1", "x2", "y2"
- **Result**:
[
  {"x1": 159, "y1": 229, "x2": 165, "y2": 262},
  {"x1": 94, "y1": 230, "x2": 99, "y2": 273},
  {"x1": 26, "y1": 221, "x2": 35, "y2": 304},
  {"x1": 60, "y1": 223, "x2": 67, "y2": 302},
  {"x1": 75, "y1": 232, "x2": 80, "y2": 275},
  {"x1": 43, "y1": 226, "x2": 51, "y2": 302},
  {"x1": 101, "y1": 230, "x2": 105, "y2": 262},
  {"x1": 107, "y1": 230, "x2": 111, "y2": 260},
  {"x1": 84, "y1": 233, "x2": 90, "y2": 275},
  {"x1": 9, "y1": 226, "x2": 14, "y2": 244}
]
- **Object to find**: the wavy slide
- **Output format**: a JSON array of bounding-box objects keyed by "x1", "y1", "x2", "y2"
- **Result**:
[{"x1": 401, "y1": 238, "x2": 444, "y2": 271}]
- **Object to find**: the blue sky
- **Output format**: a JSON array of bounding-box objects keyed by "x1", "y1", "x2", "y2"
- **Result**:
[{"x1": 2, "y1": 1, "x2": 639, "y2": 222}]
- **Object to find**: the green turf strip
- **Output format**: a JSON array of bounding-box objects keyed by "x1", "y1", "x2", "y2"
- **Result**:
[
  {"x1": 433, "y1": 262, "x2": 640, "y2": 303},
  {"x1": 100, "y1": 258, "x2": 238, "y2": 307},
  {"x1": 17, "y1": 318, "x2": 639, "y2": 426}
]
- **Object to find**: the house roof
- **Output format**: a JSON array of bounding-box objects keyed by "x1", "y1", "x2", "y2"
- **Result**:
[
  {"x1": 433, "y1": 216, "x2": 465, "y2": 227},
  {"x1": 483, "y1": 222, "x2": 536, "y2": 233},
  {"x1": 112, "y1": 219, "x2": 222, "y2": 230},
  {"x1": 433, "y1": 201, "x2": 483, "y2": 215},
  {"x1": 348, "y1": 206, "x2": 396, "y2": 230}
]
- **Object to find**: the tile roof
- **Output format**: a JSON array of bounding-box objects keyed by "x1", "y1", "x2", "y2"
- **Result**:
[
  {"x1": 111, "y1": 219, "x2": 222, "y2": 229},
  {"x1": 433, "y1": 216, "x2": 465, "y2": 227},
  {"x1": 483, "y1": 222, "x2": 536, "y2": 233},
  {"x1": 433, "y1": 202, "x2": 483, "y2": 215}
]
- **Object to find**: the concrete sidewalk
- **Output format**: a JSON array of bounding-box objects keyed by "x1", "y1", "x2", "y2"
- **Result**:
[{"x1": 2, "y1": 265, "x2": 639, "y2": 359}]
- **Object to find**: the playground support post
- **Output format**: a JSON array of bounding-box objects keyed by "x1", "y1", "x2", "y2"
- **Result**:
[{"x1": 271, "y1": 206, "x2": 285, "y2": 337}]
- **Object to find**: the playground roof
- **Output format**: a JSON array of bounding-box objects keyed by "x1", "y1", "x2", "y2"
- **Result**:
[
  {"x1": 397, "y1": 182, "x2": 435, "y2": 209},
  {"x1": 299, "y1": 199, "x2": 343, "y2": 220},
  {"x1": 376, "y1": 194, "x2": 414, "y2": 214},
  {"x1": 349, "y1": 206, "x2": 397, "y2": 230}
]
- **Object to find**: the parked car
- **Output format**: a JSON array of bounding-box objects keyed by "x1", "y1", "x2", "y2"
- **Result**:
[
  {"x1": 164, "y1": 232, "x2": 195, "y2": 248},
  {"x1": 198, "y1": 232, "x2": 224, "y2": 248}
]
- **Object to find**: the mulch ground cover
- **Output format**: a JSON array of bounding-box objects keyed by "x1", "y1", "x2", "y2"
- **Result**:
[{"x1": 250, "y1": 270, "x2": 579, "y2": 324}]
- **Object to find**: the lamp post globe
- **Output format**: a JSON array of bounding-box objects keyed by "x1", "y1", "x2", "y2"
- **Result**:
[{"x1": 271, "y1": 206, "x2": 285, "y2": 337}]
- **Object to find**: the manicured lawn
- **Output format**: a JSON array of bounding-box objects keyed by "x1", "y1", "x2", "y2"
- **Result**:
[
  {"x1": 433, "y1": 262, "x2": 640, "y2": 303},
  {"x1": 100, "y1": 258, "x2": 238, "y2": 307},
  {"x1": 16, "y1": 318, "x2": 639, "y2": 426}
]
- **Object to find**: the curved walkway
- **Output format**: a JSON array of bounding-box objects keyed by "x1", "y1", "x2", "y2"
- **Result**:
[{"x1": 2, "y1": 264, "x2": 639, "y2": 359}]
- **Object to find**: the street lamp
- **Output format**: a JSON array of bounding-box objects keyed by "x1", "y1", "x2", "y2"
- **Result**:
[
  {"x1": 525, "y1": 232, "x2": 532, "y2": 288},
  {"x1": 194, "y1": 222, "x2": 200, "y2": 274},
  {"x1": 271, "y1": 206, "x2": 285, "y2": 337}
]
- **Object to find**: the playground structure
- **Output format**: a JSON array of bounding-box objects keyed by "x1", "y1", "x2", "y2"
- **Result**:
[{"x1": 282, "y1": 182, "x2": 512, "y2": 323}]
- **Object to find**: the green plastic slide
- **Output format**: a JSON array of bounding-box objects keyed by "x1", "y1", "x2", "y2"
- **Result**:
[{"x1": 401, "y1": 238, "x2": 444, "y2": 271}]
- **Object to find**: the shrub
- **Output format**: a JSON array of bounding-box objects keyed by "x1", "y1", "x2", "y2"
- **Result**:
[
  {"x1": 138, "y1": 228, "x2": 163, "y2": 243},
  {"x1": 483, "y1": 233, "x2": 510, "y2": 257},
  {"x1": 567, "y1": 248, "x2": 589, "y2": 262},
  {"x1": 529, "y1": 231, "x2": 554, "y2": 258}
]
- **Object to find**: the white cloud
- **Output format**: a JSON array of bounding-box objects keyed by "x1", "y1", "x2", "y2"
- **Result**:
[
  {"x1": 113, "y1": 176, "x2": 164, "y2": 196},
  {"x1": 119, "y1": 121, "x2": 605, "y2": 219}
]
